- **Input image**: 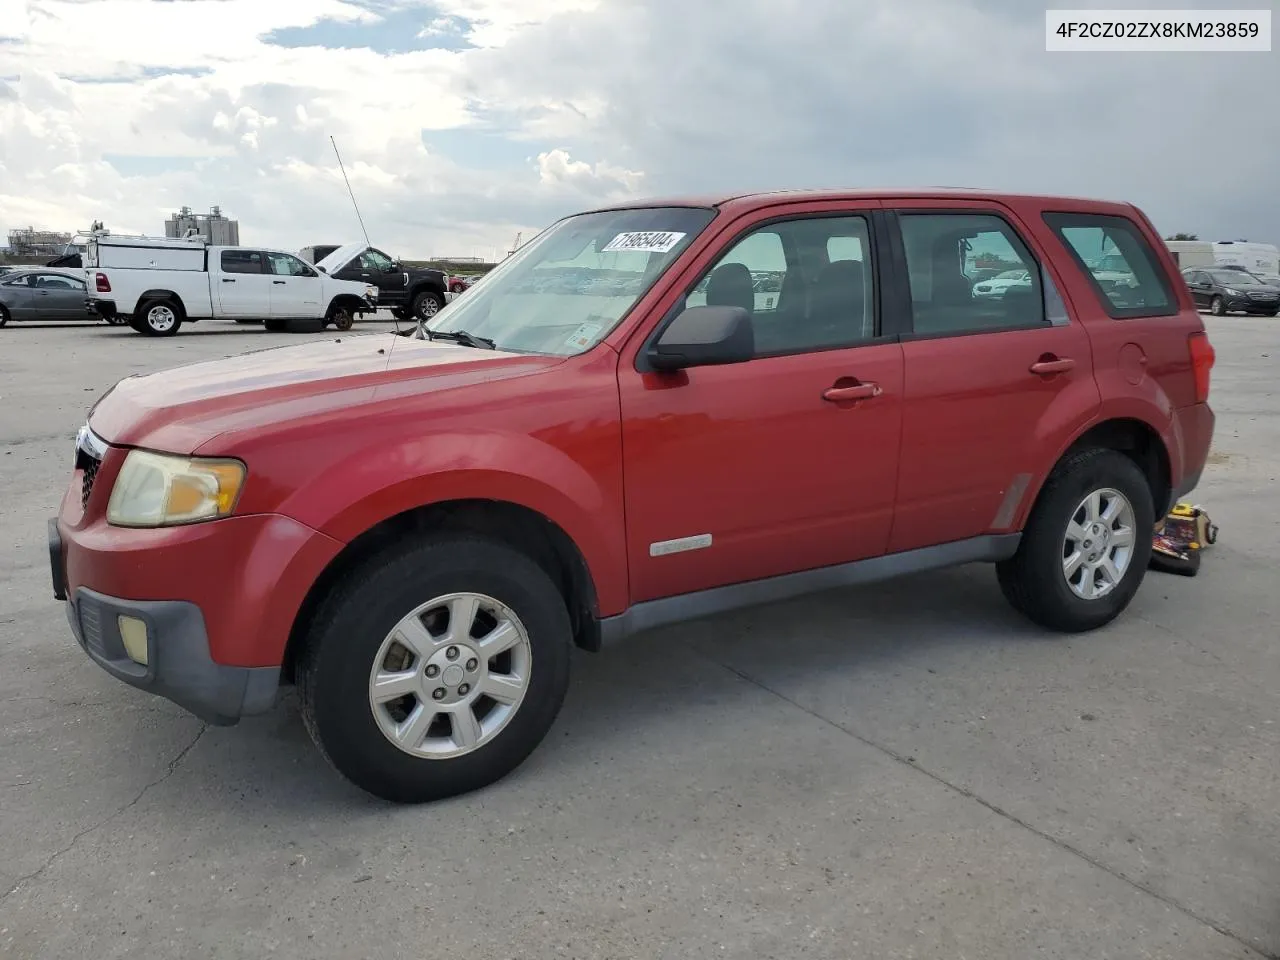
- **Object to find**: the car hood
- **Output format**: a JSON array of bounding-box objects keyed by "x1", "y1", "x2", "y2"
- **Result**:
[
  {"x1": 87, "y1": 333, "x2": 564, "y2": 453},
  {"x1": 314, "y1": 242, "x2": 368, "y2": 275}
]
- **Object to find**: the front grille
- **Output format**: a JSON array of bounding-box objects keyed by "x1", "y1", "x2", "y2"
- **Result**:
[{"x1": 74, "y1": 425, "x2": 106, "y2": 509}]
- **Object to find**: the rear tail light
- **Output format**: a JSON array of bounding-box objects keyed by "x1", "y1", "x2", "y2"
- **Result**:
[
  {"x1": 94, "y1": 272, "x2": 111, "y2": 293},
  {"x1": 1188, "y1": 330, "x2": 1214, "y2": 403}
]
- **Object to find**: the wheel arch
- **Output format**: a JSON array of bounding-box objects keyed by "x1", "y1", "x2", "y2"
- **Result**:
[
  {"x1": 138, "y1": 289, "x2": 187, "y2": 314},
  {"x1": 1016, "y1": 416, "x2": 1172, "y2": 531},
  {"x1": 280, "y1": 497, "x2": 603, "y2": 685},
  {"x1": 326, "y1": 293, "x2": 371, "y2": 317}
]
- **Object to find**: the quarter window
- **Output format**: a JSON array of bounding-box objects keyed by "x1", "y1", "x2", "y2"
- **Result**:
[
  {"x1": 1043, "y1": 212, "x2": 1176, "y2": 318},
  {"x1": 684, "y1": 215, "x2": 876, "y2": 355},
  {"x1": 221, "y1": 250, "x2": 265, "y2": 274},
  {"x1": 898, "y1": 213, "x2": 1047, "y2": 335}
]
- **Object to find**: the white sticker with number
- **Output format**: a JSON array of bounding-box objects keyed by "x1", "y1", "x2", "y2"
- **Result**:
[
  {"x1": 601, "y1": 231, "x2": 686, "y2": 254},
  {"x1": 565, "y1": 321, "x2": 603, "y2": 350}
]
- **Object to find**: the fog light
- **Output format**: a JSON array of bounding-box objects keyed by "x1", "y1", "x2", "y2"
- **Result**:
[{"x1": 117, "y1": 616, "x2": 149, "y2": 666}]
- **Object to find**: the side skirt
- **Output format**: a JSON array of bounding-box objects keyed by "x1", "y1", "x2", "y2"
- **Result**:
[{"x1": 597, "y1": 534, "x2": 1021, "y2": 646}]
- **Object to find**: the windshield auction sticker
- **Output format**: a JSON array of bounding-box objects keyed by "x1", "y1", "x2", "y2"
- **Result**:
[{"x1": 602, "y1": 231, "x2": 687, "y2": 254}]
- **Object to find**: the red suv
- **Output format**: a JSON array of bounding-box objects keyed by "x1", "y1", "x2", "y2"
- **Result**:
[{"x1": 49, "y1": 189, "x2": 1215, "y2": 803}]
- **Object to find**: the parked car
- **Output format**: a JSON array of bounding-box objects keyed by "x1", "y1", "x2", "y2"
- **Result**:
[
  {"x1": 316, "y1": 244, "x2": 450, "y2": 322},
  {"x1": 1181, "y1": 267, "x2": 1280, "y2": 316},
  {"x1": 84, "y1": 234, "x2": 379, "y2": 335},
  {"x1": 0, "y1": 269, "x2": 123, "y2": 327},
  {"x1": 972, "y1": 268, "x2": 1031, "y2": 298},
  {"x1": 51, "y1": 188, "x2": 1215, "y2": 803}
]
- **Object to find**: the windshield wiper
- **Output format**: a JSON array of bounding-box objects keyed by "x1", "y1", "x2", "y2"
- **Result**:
[{"x1": 421, "y1": 328, "x2": 496, "y2": 350}]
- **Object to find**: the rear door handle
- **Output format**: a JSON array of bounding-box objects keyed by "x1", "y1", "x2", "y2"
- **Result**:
[
  {"x1": 823, "y1": 382, "x2": 881, "y2": 403},
  {"x1": 1029, "y1": 357, "x2": 1075, "y2": 375},
  {"x1": 272, "y1": 280, "x2": 286, "y2": 285},
  {"x1": 222, "y1": 278, "x2": 236, "y2": 283}
]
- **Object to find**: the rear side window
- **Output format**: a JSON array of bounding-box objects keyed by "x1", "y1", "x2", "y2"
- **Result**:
[
  {"x1": 221, "y1": 250, "x2": 265, "y2": 274},
  {"x1": 1043, "y1": 213, "x2": 1176, "y2": 318}
]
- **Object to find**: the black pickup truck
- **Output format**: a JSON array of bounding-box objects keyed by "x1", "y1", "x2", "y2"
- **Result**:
[{"x1": 309, "y1": 243, "x2": 450, "y2": 322}]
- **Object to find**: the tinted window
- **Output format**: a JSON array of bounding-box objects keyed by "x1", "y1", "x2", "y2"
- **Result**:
[
  {"x1": 898, "y1": 212, "x2": 1047, "y2": 335},
  {"x1": 685, "y1": 215, "x2": 876, "y2": 355},
  {"x1": 35, "y1": 274, "x2": 81, "y2": 290},
  {"x1": 0, "y1": 274, "x2": 30, "y2": 287},
  {"x1": 1043, "y1": 213, "x2": 1176, "y2": 318},
  {"x1": 221, "y1": 250, "x2": 265, "y2": 274},
  {"x1": 267, "y1": 252, "x2": 317, "y2": 277}
]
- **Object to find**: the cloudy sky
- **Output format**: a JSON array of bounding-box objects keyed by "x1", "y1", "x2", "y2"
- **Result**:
[{"x1": 0, "y1": 0, "x2": 1275, "y2": 260}]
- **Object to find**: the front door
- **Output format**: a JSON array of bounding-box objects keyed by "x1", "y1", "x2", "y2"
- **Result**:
[
  {"x1": 336, "y1": 247, "x2": 404, "y2": 305},
  {"x1": 33, "y1": 273, "x2": 87, "y2": 320},
  {"x1": 217, "y1": 249, "x2": 274, "y2": 318},
  {"x1": 618, "y1": 204, "x2": 905, "y2": 602},
  {"x1": 266, "y1": 251, "x2": 324, "y2": 318},
  {"x1": 0, "y1": 274, "x2": 37, "y2": 320},
  {"x1": 884, "y1": 204, "x2": 1099, "y2": 553}
]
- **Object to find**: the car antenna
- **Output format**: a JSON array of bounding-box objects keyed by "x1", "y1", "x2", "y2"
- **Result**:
[{"x1": 330, "y1": 135, "x2": 400, "y2": 336}]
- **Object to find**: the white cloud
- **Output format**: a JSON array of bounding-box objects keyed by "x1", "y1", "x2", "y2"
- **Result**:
[{"x1": 0, "y1": 0, "x2": 1275, "y2": 262}]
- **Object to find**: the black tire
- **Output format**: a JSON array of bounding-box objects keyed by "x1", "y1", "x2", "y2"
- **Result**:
[
  {"x1": 391, "y1": 308, "x2": 410, "y2": 321},
  {"x1": 997, "y1": 448, "x2": 1155, "y2": 633},
  {"x1": 327, "y1": 305, "x2": 355, "y2": 331},
  {"x1": 263, "y1": 317, "x2": 288, "y2": 332},
  {"x1": 297, "y1": 535, "x2": 573, "y2": 803},
  {"x1": 136, "y1": 298, "x2": 183, "y2": 336},
  {"x1": 1264, "y1": 309, "x2": 1279, "y2": 318},
  {"x1": 0, "y1": 305, "x2": 8, "y2": 328},
  {"x1": 128, "y1": 315, "x2": 147, "y2": 333},
  {"x1": 1209, "y1": 296, "x2": 1226, "y2": 316},
  {"x1": 104, "y1": 314, "x2": 128, "y2": 326},
  {"x1": 412, "y1": 290, "x2": 444, "y2": 322}
]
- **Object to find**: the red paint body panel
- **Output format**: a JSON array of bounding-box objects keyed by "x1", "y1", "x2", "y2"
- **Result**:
[
  {"x1": 57, "y1": 455, "x2": 343, "y2": 668},
  {"x1": 55, "y1": 188, "x2": 1216, "y2": 678}
]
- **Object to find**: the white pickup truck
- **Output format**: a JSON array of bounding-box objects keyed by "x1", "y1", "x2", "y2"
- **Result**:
[{"x1": 83, "y1": 234, "x2": 379, "y2": 336}]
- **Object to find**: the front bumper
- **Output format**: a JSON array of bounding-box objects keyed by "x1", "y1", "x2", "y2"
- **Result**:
[{"x1": 50, "y1": 520, "x2": 279, "y2": 725}]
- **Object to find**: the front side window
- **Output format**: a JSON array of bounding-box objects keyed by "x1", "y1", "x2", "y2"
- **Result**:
[
  {"x1": 684, "y1": 214, "x2": 877, "y2": 355},
  {"x1": 35, "y1": 274, "x2": 82, "y2": 290},
  {"x1": 267, "y1": 252, "x2": 317, "y2": 277},
  {"x1": 898, "y1": 212, "x2": 1048, "y2": 335},
  {"x1": 361, "y1": 249, "x2": 396, "y2": 272},
  {"x1": 1043, "y1": 212, "x2": 1175, "y2": 318},
  {"x1": 425, "y1": 206, "x2": 716, "y2": 356}
]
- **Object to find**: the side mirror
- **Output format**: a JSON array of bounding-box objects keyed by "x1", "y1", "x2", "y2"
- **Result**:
[
  {"x1": 316, "y1": 265, "x2": 328, "y2": 274},
  {"x1": 648, "y1": 305, "x2": 754, "y2": 372},
  {"x1": 383, "y1": 264, "x2": 399, "y2": 274}
]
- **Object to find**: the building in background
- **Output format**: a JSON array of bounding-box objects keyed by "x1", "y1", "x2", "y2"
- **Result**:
[
  {"x1": 6, "y1": 227, "x2": 74, "y2": 260},
  {"x1": 165, "y1": 206, "x2": 240, "y2": 245}
]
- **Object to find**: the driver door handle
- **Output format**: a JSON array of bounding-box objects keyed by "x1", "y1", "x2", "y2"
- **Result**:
[
  {"x1": 823, "y1": 382, "x2": 880, "y2": 403},
  {"x1": 1029, "y1": 357, "x2": 1075, "y2": 376},
  {"x1": 222, "y1": 278, "x2": 236, "y2": 283},
  {"x1": 272, "y1": 280, "x2": 286, "y2": 285}
]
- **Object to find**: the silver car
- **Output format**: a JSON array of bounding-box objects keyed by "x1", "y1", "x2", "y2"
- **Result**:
[{"x1": 0, "y1": 269, "x2": 110, "y2": 327}]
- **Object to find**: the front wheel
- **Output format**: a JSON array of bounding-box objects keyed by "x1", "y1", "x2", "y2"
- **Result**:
[
  {"x1": 412, "y1": 291, "x2": 444, "y2": 322},
  {"x1": 997, "y1": 448, "x2": 1154, "y2": 633},
  {"x1": 1210, "y1": 296, "x2": 1226, "y2": 316},
  {"x1": 297, "y1": 535, "x2": 572, "y2": 803},
  {"x1": 0, "y1": 306, "x2": 8, "y2": 328},
  {"x1": 327, "y1": 306, "x2": 355, "y2": 331}
]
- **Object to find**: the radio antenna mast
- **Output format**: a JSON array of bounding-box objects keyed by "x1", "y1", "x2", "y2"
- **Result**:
[{"x1": 331, "y1": 136, "x2": 372, "y2": 249}]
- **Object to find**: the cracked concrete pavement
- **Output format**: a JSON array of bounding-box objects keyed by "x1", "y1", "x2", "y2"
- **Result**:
[{"x1": 0, "y1": 316, "x2": 1277, "y2": 959}]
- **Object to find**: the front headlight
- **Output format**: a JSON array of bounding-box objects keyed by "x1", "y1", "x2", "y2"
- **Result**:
[
  {"x1": 366, "y1": 285, "x2": 378, "y2": 299},
  {"x1": 106, "y1": 450, "x2": 246, "y2": 527},
  {"x1": 1225, "y1": 288, "x2": 1242, "y2": 296}
]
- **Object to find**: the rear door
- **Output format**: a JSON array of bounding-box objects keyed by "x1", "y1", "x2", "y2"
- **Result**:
[
  {"x1": 266, "y1": 251, "x2": 323, "y2": 318},
  {"x1": 32, "y1": 273, "x2": 88, "y2": 320},
  {"x1": 884, "y1": 202, "x2": 1099, "y2": 553},
  {"x1": 216, "y1": 250, "x2": 273, "y2": 318}
]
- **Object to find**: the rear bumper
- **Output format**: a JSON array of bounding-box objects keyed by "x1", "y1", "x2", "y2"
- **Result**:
[{"x1": 86, "y1": 298, "x2": 118, "y2": 320}]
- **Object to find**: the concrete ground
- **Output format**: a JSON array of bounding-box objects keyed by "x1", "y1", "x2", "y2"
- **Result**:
[{"x1": 0, "y1": 314, "x2": 1276, "y2": 960}]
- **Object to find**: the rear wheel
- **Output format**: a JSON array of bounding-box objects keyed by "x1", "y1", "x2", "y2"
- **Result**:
[
  {"x1": 297, "y1": 535, "x2": 572, "y2": 803},
  {"x1": 1209, "y1": 296, "x2": 1226, "y2": 316},
  {"x1": 997, "y1": 448, "x2": 1154, "y2": 633},
  {"x1": 0, "y1": 306, "x2": 8, "y2": 328},
  {"x1": 1264, "y1": 309, "x2": 1279, "y2": 318},
  {"x1": 137, "y1": 299, "x2": 182, "y2": 337}
]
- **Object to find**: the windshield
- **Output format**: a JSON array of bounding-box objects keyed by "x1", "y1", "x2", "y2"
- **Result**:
[
  {"x1": 424, "y1": 206, "x2": 716, "y2": 355},
  {"x1": 994, "y1": 270, "x2": 1028, "y2": 281}
]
